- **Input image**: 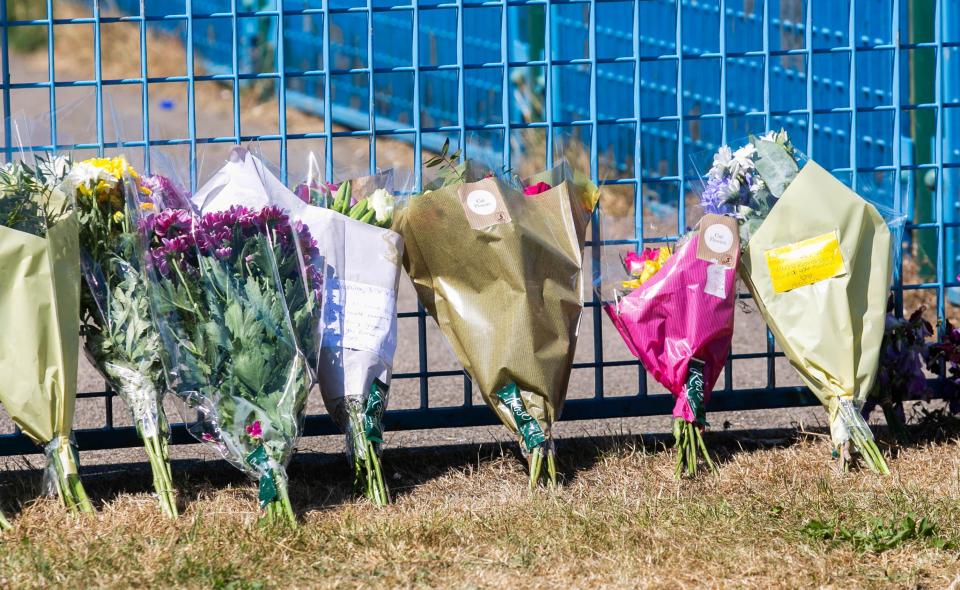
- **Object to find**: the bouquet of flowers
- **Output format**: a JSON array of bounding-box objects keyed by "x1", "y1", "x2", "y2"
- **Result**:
[
  {"x1": 191, "y1": 148, "x2": 410, "y2": 505},
  {"x1": 63, "y1": 156, "x2": 187, "y2": 518},
  {"x1": 395, "y1": 154, "x2": 599, "y2": 486},
  {"x1": 696, "y1": 130, "x2": 906, "y2": 472},
  {"x1": 0, "y1": 153, "x2": 92, "y2": 513},
  {"x1": 598, "y1": 209, "x2": 740, "y2": 476},
  {"x1": 862, "y1": 299, "x2": 932, "y2": 438},
  {"x1": 290, "y1": 155, "x2": 411, "y2": 505},
  {"x1": 143, "y1": 157, "x2": 322, "y2": 524}
]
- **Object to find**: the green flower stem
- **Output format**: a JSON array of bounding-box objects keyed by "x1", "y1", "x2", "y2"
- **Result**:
[
  {"x1": 68, "y1": 472, "x2": 93, "y2": 513},
  {"x1": 673, "y1": 418, "x2": 717, "y2": 479},
  {"x1": 832, "y1": 408, "x2": 890, "y2": 475},
  {"x1": 527, "y1": 442, "x2": 558, "y2": 489},
  {"x1": 142, "y1": 431, "x2": 178, "y2": 518},
  {"x1": 348, "y1": 406, "x2": 391, "y2": 506},
  {"x1": 49, "y1": 451, "x2": 74, "y2": 511},
  {"x1": 49, "y1": 447, "x2": 94, "y2": 513},
  {"x1": 0, "y1": 510, "x2": 11, "y2": 531},
  {"x1": 171, "y1": 257, "x2": 201, "y2": 314},
  {"x1": 262, "y1": 473, "x2": 296, "y2": 527},
  {"x1": 546, "y1": 448, "x2": 558, "y2": 485},
  {"x1": 850, "y1": 432, "x2": 890, "y2": 475},
  {"x1": 367, "y1": 439, "x2": 390, "y2": 506},
  {"x1": 528, "y1": 447, "x2": 542, "y2": 489}
]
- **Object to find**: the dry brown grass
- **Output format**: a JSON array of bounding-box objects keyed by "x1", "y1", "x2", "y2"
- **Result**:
[{"x1": 2, "y1": 425, "x2": 960, "y2": 589}]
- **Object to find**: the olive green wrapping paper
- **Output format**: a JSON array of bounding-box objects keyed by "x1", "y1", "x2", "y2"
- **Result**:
[
  {"x1": 396, "y1": 165, "x2": 598, "y2": 447},
  {"x1": 0, "y1": 213, "x2": 82, "y2": 473},
  {"x1": 739, "y1": 161, "x2": 891, "y2": 446}
]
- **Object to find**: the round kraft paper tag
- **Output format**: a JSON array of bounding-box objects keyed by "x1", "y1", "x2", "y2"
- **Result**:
[
  {"x1": 465, "y1": 189, "x2": 498, "y2": 216},
  {"x1": 703, "y1": 223, "x2": 734, "y2": 254}
]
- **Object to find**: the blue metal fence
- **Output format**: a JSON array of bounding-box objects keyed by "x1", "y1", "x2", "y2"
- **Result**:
[{"x1": 0, "y1": 0, "x2": 956, "y2": 455}]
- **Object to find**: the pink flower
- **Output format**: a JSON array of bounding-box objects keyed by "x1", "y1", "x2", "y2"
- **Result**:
[
  {"x1": 246, "y1": 420, "x2": 263, "y2": 440},
  {"x1": 295, "y1": 181, "x2": 339, "y2": 204},
  {"x1": 638, "y1": 248, "x2": 662, "y2": 262},
  {"x1": 294, "y1": 183, "x2": 311, "y2": 203},
  {"x1": 623, "y1": 251, "x2": 645, "y2": 275},
  {"x1": 523, "y1": 181, "x2": 552, "y2": 196},
  {"x1": 624, "y1": 247, "x2": 666, "y2": 276}
]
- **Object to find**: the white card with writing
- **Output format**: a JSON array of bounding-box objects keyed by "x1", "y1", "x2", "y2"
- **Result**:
[
  {"x1": 340, "y1": 280, "x2": 397, "y2": 354},
  {"x1": 704, "y1": 263, "x2": 729, "y2": 299}
]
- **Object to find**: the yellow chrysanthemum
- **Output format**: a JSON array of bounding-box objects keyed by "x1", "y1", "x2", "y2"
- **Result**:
[
  {"x1": 140, "y1": 202, "x2": 156, "y2": 211},
  {"x1": 81, "y1": 156, "x2": 139, "y2": 181}
]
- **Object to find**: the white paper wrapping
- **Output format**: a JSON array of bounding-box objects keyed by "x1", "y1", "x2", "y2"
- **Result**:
[{"x1": 191, "y1": 148, "x2": 403, "y2": 430}]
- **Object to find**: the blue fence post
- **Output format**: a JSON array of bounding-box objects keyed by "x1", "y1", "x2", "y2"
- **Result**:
[{"x1": 944, "y1": 0, "x2": 959, "y2": 305}]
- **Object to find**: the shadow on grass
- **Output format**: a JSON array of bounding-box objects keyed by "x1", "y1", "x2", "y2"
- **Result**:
[
  {"x1": 554, "y1": 426, "x2": 820, "y2": 486},
  {"x1": 2, "y1": 414, "x2": 958, "y2": 521},
  {"x1": 879, "y1": 406, "x2": 960, "y2": 456}
]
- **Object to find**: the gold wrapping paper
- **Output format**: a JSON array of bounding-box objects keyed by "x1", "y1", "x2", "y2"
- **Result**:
[{"x1": 395, "y1": 165, "x2": 598, "y2": 446}]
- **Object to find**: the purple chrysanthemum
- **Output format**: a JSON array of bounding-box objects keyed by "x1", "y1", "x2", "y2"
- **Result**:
[{"x1": 142, "y1": 174, "x2": 191, "y2": 210}]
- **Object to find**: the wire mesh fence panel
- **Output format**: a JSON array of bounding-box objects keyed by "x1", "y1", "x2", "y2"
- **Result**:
[{"x1": 0, "y1": 0, "x2": 955, "y2": 454}]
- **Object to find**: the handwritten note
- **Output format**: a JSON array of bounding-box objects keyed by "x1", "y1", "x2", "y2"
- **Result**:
[
  {"x1": 337, "y1": 280, "x2": 396, "y2": 354},
  {"x1": 764, "y1": 231, "x2": 846, "y2": 293}
]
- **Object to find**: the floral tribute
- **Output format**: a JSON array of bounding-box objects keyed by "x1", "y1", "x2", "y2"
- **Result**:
[{"x1": 143, "y1": 202, "x2": 322, "y2": 524}]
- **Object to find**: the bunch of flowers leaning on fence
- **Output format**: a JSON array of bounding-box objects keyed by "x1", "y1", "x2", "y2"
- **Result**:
[
  {"x1": 697, "y1": 130, "x2": 907, "y2": 473},
  {"x1": 64, "y1": 156, "x2": 187, "y2": 518},
  {"x1": 191, "y1": 147, "x2": 410, "y2": 505},
  {"x1": 142, "y1": 159, "x2": 323, "y2": 525},
  {"x1": 395, "y1": 146, "x2": 600, "y2": 486},
  {"x1": 0, "y1": 153, "x2": 92, "y2": 514},
  {"x1": 291, "y1": 154, "x2": 411, "y2": 506},
  {"x1": 598, "y1": 184, "x2": 741, "y2": 478}
]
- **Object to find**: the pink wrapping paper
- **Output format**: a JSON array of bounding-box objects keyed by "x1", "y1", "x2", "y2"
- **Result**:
[{"x1": 604, "y1": 234, "x2": 738, "y2": 422}]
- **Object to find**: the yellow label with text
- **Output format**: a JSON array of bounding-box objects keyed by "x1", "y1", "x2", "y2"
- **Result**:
[{"x1": 765, "y1": 231, "x2": 845, "y2": 293}]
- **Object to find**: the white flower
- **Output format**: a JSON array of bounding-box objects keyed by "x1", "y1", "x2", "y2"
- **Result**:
[
  {"x1": 708, "y1": 145, "x2": 733, "y2": 179},
  {"x1": 762, "y1": 129, "x2": 790, "y2": 144},
  {"x1": 368, "y1": 188, "x2": 395, "y2": 223},
  {"x1": 59, "y1": 161, "x2": 113, "y2": 196},
  {"x1": 747, "y1": 174, "x2": 766, "y2": 195},
  {"x1": 733, "y1": 144, "x2": 757, "y2": 169},
  {"x1": 725, "y1": 175, "x2": 741, "y2": 197}
]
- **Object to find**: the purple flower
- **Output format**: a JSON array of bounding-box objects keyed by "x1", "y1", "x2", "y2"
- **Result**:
[
  {"x1": 874, "y1": 303, "x2": 933, "y2": 406},
  {"x1": 152, "y1": 208, "x2": 193, "y2": 238},
  {"x1": 255, "y1": 205, "x2": 289, "y2": 228},
  {"x1": 699, "y1": 175, "x2": 739, "y2": 215},
  {"x1": 294, "y1": 183, "x2": 310, "y2": 204},
  {"x1": 293, "y1": 180, "x2": 338, "y2": 205},
  {"x1": 142, "y1": 174, "x2": 191, "y2": 210}
]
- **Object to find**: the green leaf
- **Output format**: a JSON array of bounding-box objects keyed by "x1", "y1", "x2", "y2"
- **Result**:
[{"x1": 753, "y1": 139, "x2": 799, "y2": 198}]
